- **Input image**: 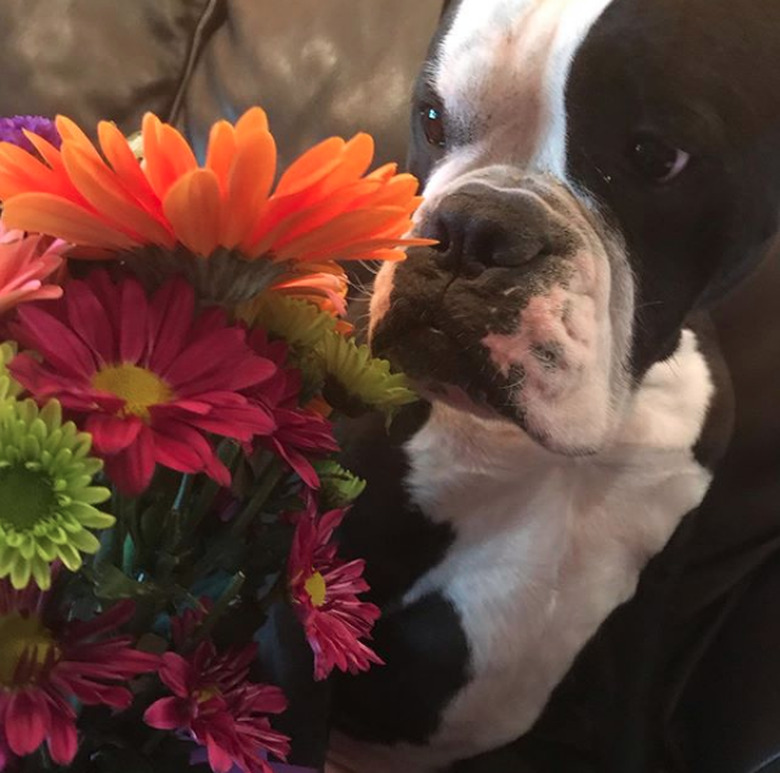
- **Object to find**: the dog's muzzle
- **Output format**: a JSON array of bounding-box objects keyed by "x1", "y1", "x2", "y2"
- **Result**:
[{"x1": 368, "y1": 167, "x2": 633, "y2": 455}]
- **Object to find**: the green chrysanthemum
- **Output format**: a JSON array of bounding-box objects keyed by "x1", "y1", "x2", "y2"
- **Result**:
[
  {"x1": 0, "y1": 341, "x2": 22, "y2": 402},
  {"x1": 0, "y1": 397, "x2": 113, "y2": 590},
  {"x1": 240, "y1": 294, "x2": 417, "y2": 415},
  {"x1": 318, "y1": 332, "x2": 417, "y2": 416},
  {"x1": 239, "y1": 293, "x2": 337, "y2": 350},
  {"x1": 314, "y1": 460, "x2": 367, "y2": 510}
]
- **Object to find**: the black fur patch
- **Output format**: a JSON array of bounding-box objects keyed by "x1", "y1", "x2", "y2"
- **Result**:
[
  {"x1": 337, "y1": 402, "x2": 455, "y2": 605},
  {"x1": 332, "y1": 592, "x2": 471, "y2": 745}
]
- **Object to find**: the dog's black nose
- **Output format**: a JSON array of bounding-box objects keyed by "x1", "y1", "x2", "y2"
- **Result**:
[{"x1": 420, "y1": 182, "x2": 557, "y2": 274}]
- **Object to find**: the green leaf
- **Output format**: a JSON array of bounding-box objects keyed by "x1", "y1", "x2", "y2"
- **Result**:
[{"x1": 92, "y1": 563, "x2": 167, "y2": 602}]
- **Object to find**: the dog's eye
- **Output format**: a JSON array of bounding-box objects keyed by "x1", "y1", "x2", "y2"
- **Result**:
[
  {"x1": 421, "y1": 104, "x2": 446, "y2": 149},
  {"x1": 628, "y1": 134, "x2": 691, "y2": 184}
]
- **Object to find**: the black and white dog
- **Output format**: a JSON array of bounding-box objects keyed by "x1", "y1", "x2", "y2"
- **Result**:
[{"x1": 330, "y1": 0, "x2": 780, "y2": 770}]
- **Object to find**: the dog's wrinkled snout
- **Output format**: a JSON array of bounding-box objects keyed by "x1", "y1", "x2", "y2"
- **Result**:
[{"x1": 420, "y1": 182, "x2": 558, "y2": 275}]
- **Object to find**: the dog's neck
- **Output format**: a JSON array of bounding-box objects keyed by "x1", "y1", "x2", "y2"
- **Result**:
[
  {"x1": 331, "y1": 328, "x2": 730, "y2": 773},
  {"x1": 374, "y1": 327, "x2": 717, "y2": 763},
  {"x1": 405, "y1": 328, "x2": 715, "y2": 529}
]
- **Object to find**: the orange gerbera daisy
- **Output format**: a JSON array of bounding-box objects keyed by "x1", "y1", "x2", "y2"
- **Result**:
[{"x1": 0, "y1": 109, "x2": 432, "y2": 308}]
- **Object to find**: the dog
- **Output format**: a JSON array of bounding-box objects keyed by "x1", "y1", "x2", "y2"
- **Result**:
[{"x1": 328, "y1": 0, "x2": 780, "y2": 770}]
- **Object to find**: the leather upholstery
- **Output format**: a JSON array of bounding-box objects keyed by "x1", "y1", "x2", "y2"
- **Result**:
[
  {"x1": 0, "y1": 2, "x2": 779, "y2": 771},
  {"x1": 179, "y1": 0, "x2": 441, "y2": 168},
  {"x1": 0, "y1": 0, "x2": 217, "y2": 134}
]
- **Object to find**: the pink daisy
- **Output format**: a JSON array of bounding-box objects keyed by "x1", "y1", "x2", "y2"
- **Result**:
[
  {"x1": 288, "y1": 506, "x2": 382, "y2": 681},
  {"x1": 144, "y1": 631, "x2": 289, "y2": 773},
  {"x1": 247, "y1": 330, "x2": 338, "y2": 489},
  {"x1": 0, "y1": 579, "x2": 159, "y2": 766},
  {"x1": 0, "y1": 222, "x2": 65, "y2": 316},
  {"x1": 9, "y1": 271, "x2": 278, "y2": 495}
]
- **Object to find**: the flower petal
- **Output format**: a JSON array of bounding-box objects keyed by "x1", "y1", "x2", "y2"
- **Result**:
[
  {"x1": 86, "y1": 414, "x2": 142, "y2": 455},
  {"x1": 222, "y1": 128, "x2": 276, "y2": 247},
  {"x1": 61, "y1": 143, "x2": 174, "y2": 246},
  {"x1": 3, "y1": 192, "x2": 139, "y2": 250},
  {"x1": 143, "y1": 696, "x2": 191, "y2": 731},
  {"x1": 162, "y1": 169, "x2": 222, "y2": 257},
  {"x1": 158, "y1": 652, "x2": 193, "y2": 697},
  {"x1": 142, "y1": 113, "x2": 198, "y2": 200},
  {"x1": 5, "y1": 690, "x2": 48, "y2": 756},
  {"x1": 103, "y1": 424, "x2": 156, "y2": 496},
  {"x1": 118, "y1": 277, "x2": 149, "y2": 363},
  {"x1": 12, "y1": 305, "x2": 96, "y2": 380},
  {"x1": 46, "y1": 712, "x2": 79, "y2": 765}
]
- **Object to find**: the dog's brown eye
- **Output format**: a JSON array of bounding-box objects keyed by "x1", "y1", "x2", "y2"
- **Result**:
[
  {"x1": 421, "y1": 104, "x2": 446, "y2": 148},
  {"x1": 629, "y1": 134, "x2": 691, "y2": 184}
]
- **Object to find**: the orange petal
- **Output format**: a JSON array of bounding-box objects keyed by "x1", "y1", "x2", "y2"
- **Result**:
[
  {"x1": 21, "y1": 130, "x2": 64, "y2": 169},
  {"x1": 55, "y1": 116, "x2": 102, "y2": 160},
  {"x1": 361, "y1": 247, "x2": 410, "y2": 262},
  {"x1": 222, "y1": 129, "x2": 276, "y2": 248},
  {"x1": 0, "y1": 144, "x2": 51, "y2": 198},
  {"x1": 205, "y1": 121, "x2": 237, "y2": 194},
  {"x1": 355, "y1": 175, "x2": 421, "y2": 209},
  {"x1": 273, "y1": 134, "x2": 377, "y2": 214},
  {"x1": 0, "y1": 142, "x2": 82, "y2": 202},
  {"x1": 98, "y1": 121, "x2": 168, "y2": 218},
  {"x1": 61, "y1": 144, "x2": 176, "y2": 247},
  {"x1": 314, "y1": 133, "x2": 375, "y2": 198},
  {"x1": 273, "y1": 137, "x2": 346, "y2": 197},
  {"x1": 235, "y1": 107, "x2": 269, "y2": 137},
  {"x1": 309, "y1": 236, "x2": 435, "y2": 262},
  {"x1": 163, "y1": 169, "x2": 222, "y2": 256},
  {"x1": 268, "y1": 179, "x2": 383, "y2": 250},
  {"x1": 142, "y1": 113, "x2": 198, "y2": 200},
  {"x1": 3, "y1": 193, "x2": 139, "y2": 250},
  {"x1": 366, "y1": 162, "x2": 399, "y2": 182},
  {"x1": 273, "y1": 207, "x2": 407, "y2": 261},
  {"x1": 245, "y1": 207, "x2": 315, "y2": 259}
]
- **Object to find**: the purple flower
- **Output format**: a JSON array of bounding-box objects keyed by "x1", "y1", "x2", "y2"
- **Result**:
[{"x1": 0, "y1": 115, "x2": 61, "y2": 153}]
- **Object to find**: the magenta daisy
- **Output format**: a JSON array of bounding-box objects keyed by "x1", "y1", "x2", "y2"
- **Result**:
[
  {"x1": 288, "y1": 507, "x2": 382, "y2": 681},
  {"x1": 0, "y1": 579, "x2": 159, "y2": 766},
  {"x1": 144, "y1": 634, "x2": 289, "y2": 773},
  {"x1": 247, "y1": 330, "x2": 338, "y2": 489},
  {"x1": 8, "y1": 271, "x2": 278, "y2": 495}
]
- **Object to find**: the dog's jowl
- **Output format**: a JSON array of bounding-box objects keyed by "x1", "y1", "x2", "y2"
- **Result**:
[{"x1": 330, "y1": 0, "x2": 780, "y2": 771}]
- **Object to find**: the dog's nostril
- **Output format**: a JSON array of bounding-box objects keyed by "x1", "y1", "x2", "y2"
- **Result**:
[{"x1": 426, "y1": 185, "x2": 566, "y2": 274}]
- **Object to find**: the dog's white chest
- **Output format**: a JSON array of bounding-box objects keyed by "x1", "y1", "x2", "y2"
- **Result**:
[{"x1": 401, "y1": 330, "x2": 714, "y2": 759}]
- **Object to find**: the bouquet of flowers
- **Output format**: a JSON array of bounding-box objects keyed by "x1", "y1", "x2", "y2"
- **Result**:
[{"x1": 0, "y1": 110, "x2": 429, "y2": 772}]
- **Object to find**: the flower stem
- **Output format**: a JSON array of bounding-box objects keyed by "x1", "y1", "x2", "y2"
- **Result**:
[
  {"x1": 188, "y1": 571, "x2": 246, "y2": 649},
  {"x1": 184, "y1": 440, "x2": 241, "y2": 536},
  {"x1": 231, "y1": 461, "x2": 285, "y2": 536},
  {"x1": 98, "y1": 492, "x2": 137, "y2": 569}
]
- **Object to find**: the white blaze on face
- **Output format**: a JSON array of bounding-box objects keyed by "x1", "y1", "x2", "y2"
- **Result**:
[{"x1": 422, "y1": 0, "x2": 617, "y2": 209}]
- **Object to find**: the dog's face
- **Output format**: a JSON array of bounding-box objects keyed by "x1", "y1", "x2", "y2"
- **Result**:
[{"x1": 369, "y1": 0, "x2": 780, "y2": 454}]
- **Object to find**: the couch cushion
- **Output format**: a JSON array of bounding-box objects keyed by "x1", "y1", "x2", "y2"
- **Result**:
[
  {"x1": 178, "y1": 0, "x2": 441, "y2": 167},
  {"x1": 0, "y1": 0, "x2": 219, "y2": 133}
]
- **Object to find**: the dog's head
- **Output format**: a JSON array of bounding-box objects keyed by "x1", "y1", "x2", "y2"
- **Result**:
[{"x1": 369, "y1": 0, "x2": 780, "y2": 454}]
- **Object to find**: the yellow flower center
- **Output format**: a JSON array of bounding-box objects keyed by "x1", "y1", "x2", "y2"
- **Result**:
[
  {"x1": 194, "y1": 685, "x2": 221, "y2": 704},
  {"x1": 0, "y1": 611, "x2": 58, "y2": 687},
  {"x1": 92, "y1": 364, "x2": 174, "y2": 421},
  {"x1": 304, "y1": 571, "x2": 327, "y2": 608}
]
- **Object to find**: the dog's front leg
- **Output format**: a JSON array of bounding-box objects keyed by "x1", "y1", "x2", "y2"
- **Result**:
[{"x1": 329, "y1": 592, "x2": 471, "y2": 773}]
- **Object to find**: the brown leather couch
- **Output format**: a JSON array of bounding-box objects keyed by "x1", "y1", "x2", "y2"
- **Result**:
[{"x1": 3, "y1": 2, "x2": 780, "y2": 771}]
